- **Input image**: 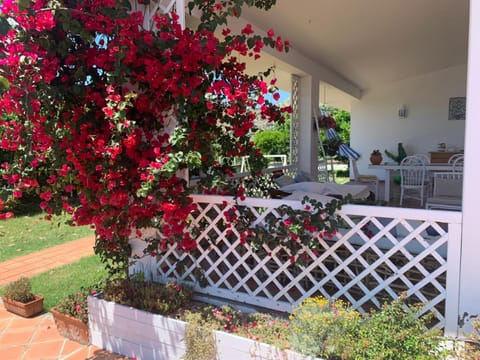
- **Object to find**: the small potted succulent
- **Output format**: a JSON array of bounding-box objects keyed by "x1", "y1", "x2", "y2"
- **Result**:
[
  {"x1": 2, "y1": 277, "x2": 44, "y2": 317},
  {"x1": 370, "y1": 149, "x2": 383, "y2": 165}
]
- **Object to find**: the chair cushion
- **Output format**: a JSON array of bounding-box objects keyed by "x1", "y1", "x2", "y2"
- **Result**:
[
  {"x1": 426, "y1": 196, "x2": 462, "y2": 210},
  {"x1": 435, "y1": 178, "x2": 462, "y2": 197}
]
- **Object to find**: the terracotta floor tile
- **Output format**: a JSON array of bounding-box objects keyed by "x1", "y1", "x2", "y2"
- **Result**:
[
  {"x1": 60, "y1": 338, "x2": 86, "y2": 357},
  {"x1": 41, "y1": 316, "x2": 57, "y2": 329},
  {"x1": 63, "y1": 347, "x2": 89, "y2": 359},
  {"x1": 23, "y1": 339, "x2": 64, "y2": 360},
  {"x1": 30, "y1": 323, "x2": 63, "y2": 344},
  {"x1": 0, "y1": 327, "x2": 34, "y2": 345},
  {"x1": 0, "y1": 308, "x2": 13, "y2": 320},
  {"x1": 0, "y1": 319, "x2": 11, "y2": 333},
  {"x1": 8, "y1": 315, "x2": 44, "y2": 330},
  {"x1": 0, "y1": 344, "x2": 25, "y2": 359}
]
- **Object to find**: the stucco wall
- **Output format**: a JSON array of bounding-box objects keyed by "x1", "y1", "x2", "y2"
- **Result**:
[{"x1": 351, "y1": 64, "x2": 467, "y2": 179}]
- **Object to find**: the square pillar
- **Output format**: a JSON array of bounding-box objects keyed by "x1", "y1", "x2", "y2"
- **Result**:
[
  {"x1": 296, "y1": 75, "x2": 319, "y2": 178},
  {"x1": 457, "y1": 0, "x2": 480, "y2": 336}
]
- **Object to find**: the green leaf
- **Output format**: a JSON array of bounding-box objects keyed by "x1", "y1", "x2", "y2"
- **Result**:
[
  {"x1": 17, "y1": 0, "x2": 30, "y2": 11},
  {"x1": 0, "y1": 75, "x2": 10, "y2": 91},
  {"x1": 0, "y1": 16, "x2": 11, "y2": 36}
]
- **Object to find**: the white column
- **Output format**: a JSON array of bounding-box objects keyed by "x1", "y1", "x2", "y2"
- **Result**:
[
  {"x1": 297, "y1": 75, "x2": 319, "y2": 177},
  {"x1": 176, "y1": 0, "x2": 185, "y2": 29},
  {"x1": 457, "y1": 0, "x2": 480, "y2": 336}
]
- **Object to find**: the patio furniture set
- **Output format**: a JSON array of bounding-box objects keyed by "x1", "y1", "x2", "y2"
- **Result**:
[{"x1": 369, "y1": 153, "x2": 464, "y2": 210}]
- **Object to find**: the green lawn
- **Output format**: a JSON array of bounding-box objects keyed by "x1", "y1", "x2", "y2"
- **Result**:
[
  {"x1": 0, "y1": 213, "x2": 93, "y2": 262},
  {"x1": 0, "y1": 255, "x2": 108, "y2": 310}
]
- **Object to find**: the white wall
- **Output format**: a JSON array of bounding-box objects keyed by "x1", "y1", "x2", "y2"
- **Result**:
[{"x1": 351, "y1": 64, "x2": 467, "y2": 179}]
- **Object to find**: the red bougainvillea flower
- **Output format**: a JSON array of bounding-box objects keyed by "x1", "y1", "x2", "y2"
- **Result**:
[{"x1": 0, "y1": 0, "x2": 290, "y2": 273}]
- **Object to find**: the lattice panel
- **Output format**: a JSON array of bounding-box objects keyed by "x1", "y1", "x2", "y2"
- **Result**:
[
  {"x1": 132, "y1": 0, "x2": 185, "y2": 30},
  {"x1": 151, "y1": 195, "x2": 461, "y2": 331},
  {"x1": 290, "y1": 75, "x2": 300, "y2": 166}
]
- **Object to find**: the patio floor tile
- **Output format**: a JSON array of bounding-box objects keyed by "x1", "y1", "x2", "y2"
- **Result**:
[
  {"x1": 0, "y1": 326, "x2": 34, "y2": 345},
  {"x1": 0, "y1": 344, "x2": 25, "y2": 359},
  {"x1": 60, "y1": 339, "x2": 88, "y2": 357},
  {"x1": 64, "y1": 347, "x2": 90, "y2": 359},
  {"x1": 7, "y1": 314, "x2": 44, "y2": 330},
  {"x1": 23, "y1": 339, "x2": 64, "y2": 359}
]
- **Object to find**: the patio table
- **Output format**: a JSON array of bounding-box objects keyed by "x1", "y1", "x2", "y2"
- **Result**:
[{"x1": 368, "y1": 163, "x2": 457, "y2": 202}]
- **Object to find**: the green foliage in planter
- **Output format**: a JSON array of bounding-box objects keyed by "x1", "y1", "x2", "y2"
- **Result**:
[
  {"x1": 182, "y1": 312, "x2": 217, "y2": 360},
  {"x1": 289, "y1": 295, "x2": 448, "y2": 360},
  {"x1": 342, "y1": 296, "x2": 447, "y2": 360},
  {"x1": 289, "y1": 296, "x2": 360, "y2": 358},
  {"x1": 102, "y1": 276, "x2": 192, "y2": 315},
  {"x1": 236, "y1": 312, "x2": 290, "y2": 349},
  {"x1": 177, "y1": 304, "x2": 290, "y2": 350},
  {"x1": 55, "y1": 283, "x2": 103, "y2": 324},
  {"x1": 3, "y1": 277, "x2": 35, "y2": 303}
]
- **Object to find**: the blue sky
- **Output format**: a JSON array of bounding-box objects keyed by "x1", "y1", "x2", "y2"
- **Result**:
[{"x1": 265, "y1": 89, "x2": 290, "y2": 104}]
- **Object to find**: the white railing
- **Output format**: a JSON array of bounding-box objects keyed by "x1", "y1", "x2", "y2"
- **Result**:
[
  {"x1": 130, "y1": 195, "x2": 462, "y2": 335},
  {"x1": 237, "y1": 154, "x2": 289, "y2": 173}
]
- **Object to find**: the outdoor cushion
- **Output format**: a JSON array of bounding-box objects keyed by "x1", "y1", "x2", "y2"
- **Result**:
[
  {"x1": 273, "y1": 175, "x2": 296, "y2": 187},
  {"x1": 283, "y1": 190, "x2": 336, "y2": 205},
  {"x1": 294, "y1": 171, "x2": 315, "y2": 182}
]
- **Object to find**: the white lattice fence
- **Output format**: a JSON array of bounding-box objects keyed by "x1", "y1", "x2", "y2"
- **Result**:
[{"x1": 131, "y1": 194, "x2": 462, "y2": 333}]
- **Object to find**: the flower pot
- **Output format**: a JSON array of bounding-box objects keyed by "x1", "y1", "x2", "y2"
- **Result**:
[
  {"x1": 50, "y1": 307, "x2": 89, "y2": 345},
  {"x1": 370, "y1": 154, "x2": 383, "y2": 165},
  {"x1": 2, "y1": 294, "x2": 44, "y2": 318}
]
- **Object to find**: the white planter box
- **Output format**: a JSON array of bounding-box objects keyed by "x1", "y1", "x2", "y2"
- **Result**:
[{"x1": 88, "y1": 295, "x2": 319, "y2": 360}]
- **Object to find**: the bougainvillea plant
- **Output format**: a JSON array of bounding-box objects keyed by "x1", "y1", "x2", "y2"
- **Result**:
[{"x1": 0, "y1": 0, "x2": 291, "y2": 274}]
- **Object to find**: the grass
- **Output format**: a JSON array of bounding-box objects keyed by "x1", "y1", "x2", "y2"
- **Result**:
[
  {"x1": 0, "y1": 213, "x2": 93, "y2": 262},
  {"x1": 0, "y1": 255, "x2": 108, "y2": 310}
]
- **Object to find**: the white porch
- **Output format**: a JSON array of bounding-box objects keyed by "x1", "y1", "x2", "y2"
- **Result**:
[{"x1": 138, "y1": 0, "x2": 480, "y2": 337}]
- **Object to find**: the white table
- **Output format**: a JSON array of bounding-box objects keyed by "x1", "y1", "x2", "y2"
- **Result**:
[{"x1": 368, "y1": 163, "x2": 457, "y2": 201}]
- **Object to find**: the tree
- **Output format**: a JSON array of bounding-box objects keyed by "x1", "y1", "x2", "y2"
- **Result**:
[
  {"x1": 252, "y1": 118, "x2": 290, "y2": 156},
  {"x1": 0, "y1": 0, "x2": 290, "y2": 274}
]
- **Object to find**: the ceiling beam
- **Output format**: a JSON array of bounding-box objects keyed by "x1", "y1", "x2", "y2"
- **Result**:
[{"x1": 226, "y1": 15, "x2": 362, "y2": 100}]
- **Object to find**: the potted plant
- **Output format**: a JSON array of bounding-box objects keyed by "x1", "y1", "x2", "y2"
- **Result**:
[
  {"x1": 51, "y1": 285, "x2": 102, "y2": 345},
  {"x1": 2, "y1": 277, "x2": 44, "y2": 317},
  {"x1": 370, "y1": 149, "x2": 383, "y2": 165}
]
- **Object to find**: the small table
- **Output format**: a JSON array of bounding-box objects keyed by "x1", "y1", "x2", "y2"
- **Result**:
[{"x1": 368, "y1": 163, "x2": 456, "y2": 202}]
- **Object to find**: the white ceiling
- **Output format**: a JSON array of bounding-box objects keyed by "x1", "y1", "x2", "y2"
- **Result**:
[{"x1": 242, "y1": 0, "x2": 469, "y2": 93}]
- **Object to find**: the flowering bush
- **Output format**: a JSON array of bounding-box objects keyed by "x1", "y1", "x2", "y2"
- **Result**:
[
  {"x1": 0, "y1": 0, "x2": 290, "y2": 274},
  {"x1": 55, "y1": 284, "x2": 102, "y2": 324}
]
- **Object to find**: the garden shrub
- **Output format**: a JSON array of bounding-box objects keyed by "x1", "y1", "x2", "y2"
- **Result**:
[
  {"x1": 288, "y1": 295, "x2": 449, "y2": 360},
  {"x1": 182, "y1": 312, "x2": 217, "y2": 360},
  {"x1": 341, "y1": 296, "x2": 447, "y2": 360},
  {"x1": 289, "y1": 296, "x2": 360, "y2": 358}
]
